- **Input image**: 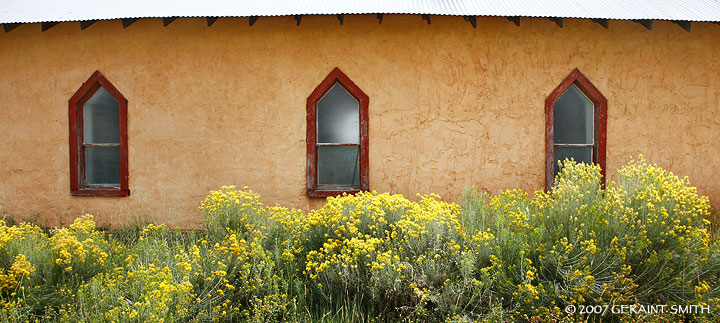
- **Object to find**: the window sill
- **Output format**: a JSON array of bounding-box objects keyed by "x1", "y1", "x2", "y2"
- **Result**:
[
  {"x1": 307, "y1": 188, "x2": 361, "y2": 198},
  {"x1": 71, "y1": 189, "x2": 130, "y2": 197}
]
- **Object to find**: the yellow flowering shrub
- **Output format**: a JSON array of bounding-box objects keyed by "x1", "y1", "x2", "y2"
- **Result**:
[
  {"x1": 0, "y1": 220, "x2": 51, "y2": 321},
  {"x1": 200, "y1": 185, "x2": 267, "y2": 240},
  {"x1": 48, "y1": 215, "x2": 111, "y2": 276},
  {"x1": 73, "y1": 264, "x2": 193, "y2": 323},
  {"x1": 0, "y1": 254, "x2": 34, "y2": 292},
  {"x1": 0, "y1": 221, "x2": 44, "y2": 295},
  {"x1": 458, "y1": 158, "x2": 719, "y2": 322},
  {"x1": 302, "y1": 191, "x2": 470, "y2": 319},
  {"x1": 0, "y1": 157, "x2": 718, "y2": 322},
  {"x1": 199, "y1": 187, "x2": 297, "y2": 321}
]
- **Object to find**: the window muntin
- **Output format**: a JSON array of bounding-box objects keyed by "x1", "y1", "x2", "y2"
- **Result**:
[
  {"x1": 307, "y1": 68, "x2": 369, "y2": 197},
  {"x1": 69, "y1": 71, "x2": 129, "y2": 196},
  {"x1": 545, "y1": 69, "x2": 607, "y2": 190}
]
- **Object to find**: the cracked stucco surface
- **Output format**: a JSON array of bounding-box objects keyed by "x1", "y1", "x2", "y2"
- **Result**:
[{"x1": 1, "y1": 15, "x2": 718, "y2": 227}]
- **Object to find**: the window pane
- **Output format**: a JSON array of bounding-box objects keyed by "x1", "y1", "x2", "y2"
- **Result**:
[
  {"x1": 553, "y1": 146, "x2": 593, "y2": 180},
  {"x1": 318, "y1": 145, "x2": 360, "y2": 186},
  {"x1": 85, "y1": 146, "x2": 121, "y2": 185},
  {"x1": 317, "y1": 83, "x2": 359, "y2": 144},
  {"x1": 83, "y1": 87, "x2": 120, "y2": 144},
  {"x1": 554, "y1": 84, "x2": 593, "y2": 144}
]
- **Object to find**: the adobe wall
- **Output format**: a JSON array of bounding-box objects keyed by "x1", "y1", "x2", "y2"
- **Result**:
[{"x1": 1, "y1": 15, "x2": 718, "y2": 227}]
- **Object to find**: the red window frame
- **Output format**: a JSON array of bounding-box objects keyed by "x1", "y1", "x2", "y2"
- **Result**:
[
  {"x1": 545, "y1": 68, "x2": 607, "y2": 190},
  {"x1": 68, "y1": 71, "x2": 130, "y2": 196},
  {"x1": 307, "y1": 67, "x2": 369, "y2": 197}
]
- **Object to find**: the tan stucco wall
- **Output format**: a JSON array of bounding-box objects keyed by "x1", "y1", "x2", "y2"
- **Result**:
[{"x1": 1, "y1": 15, "x2": 719, "y2": 227}]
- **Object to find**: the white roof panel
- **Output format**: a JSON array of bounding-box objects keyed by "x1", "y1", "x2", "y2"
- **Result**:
[{"x1": 1, "y1": 0, "x2": 720, "y2": 24}]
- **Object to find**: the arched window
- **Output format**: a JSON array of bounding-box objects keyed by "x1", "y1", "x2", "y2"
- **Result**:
[
  {"x1": 69, "y1": 71, "x2": 129, "y2": 196},
  {"x1": 545, "y1": 69, "x2": 607, "y2": 189},
  {"x1": 307, "y1": 68, "x2": 369, "y2": 197}
]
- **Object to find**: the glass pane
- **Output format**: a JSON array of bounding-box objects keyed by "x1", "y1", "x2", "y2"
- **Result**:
[
  {"x1": 85, "y1": 146, "x2": 121, "y2": 185},
  {"x1": 318, "y1": 145, "x2": 360, "y2": 186},
  {"x1": 317, "y1": 83, "x2": 359, "y2": 144},
  {"x1": 553, "y1": 146, "x2": 593, "y2": 180},
  {"x1": 83, "y1": 87, "x2": 120, "y2": 144},
  {"x1": 554, "y1": 84, "x2": 593, "y2": 144}
]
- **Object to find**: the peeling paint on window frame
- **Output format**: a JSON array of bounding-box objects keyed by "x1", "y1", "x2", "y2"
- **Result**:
[
  {"x1": 306, "y1": 67, "x2": 369, "y2": 198},
  {"x1": 545, "y1": 68, "x2": 607, "y2": 190},
  {"x1": 68, "y1": 71, "x2": 130, "y2": 197}
]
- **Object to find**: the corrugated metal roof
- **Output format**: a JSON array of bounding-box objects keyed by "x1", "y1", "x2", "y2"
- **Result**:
[{"x1": 2, "y1": 0, "x2": 720, "y2": 24}]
